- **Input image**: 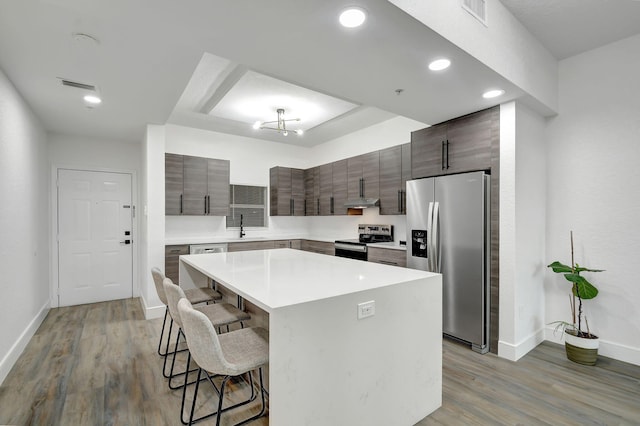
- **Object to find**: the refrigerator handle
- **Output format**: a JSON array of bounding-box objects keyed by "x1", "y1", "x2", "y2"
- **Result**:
[
  {"x1": 433, "y1": 201, "x2": 441, "y2": 273},
  {"x1": 427, "y1": 201, "x2": 434, "y2": 272}
]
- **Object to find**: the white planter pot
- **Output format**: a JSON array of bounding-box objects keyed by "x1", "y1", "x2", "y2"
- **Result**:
[{"x1": 564, "y1": 330, "x2": 599, "y2": 365}]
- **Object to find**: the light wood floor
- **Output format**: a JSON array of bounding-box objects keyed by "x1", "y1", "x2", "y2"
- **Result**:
[{"x1": 1, "y1": 298, "x2": 639, "y2": 425}]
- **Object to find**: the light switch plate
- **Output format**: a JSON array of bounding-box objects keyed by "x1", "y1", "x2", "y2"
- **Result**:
[{"x1": 357, "y1": 300, "x2": 375, "y2": 319}]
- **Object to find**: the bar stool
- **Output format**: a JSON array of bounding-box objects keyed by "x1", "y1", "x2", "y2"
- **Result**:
[
  {"x1": 163, "y1": 278, "x2": 251, "y2": 390},
  {"x1": 151, "y1": 267, "x2": 222, "y2": 357},
  {"x1": 178, "y1": 297, "x2": 269, "y2": 426}
]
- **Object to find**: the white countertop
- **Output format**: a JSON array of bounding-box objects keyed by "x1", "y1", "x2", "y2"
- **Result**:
[
  {"x1": 180, "y1": 249, "x2": 435, "y2": 312},
  {"x1": 165, "y1": 234, "x2": 339, "y2": 245},
  {"x1": 367, "y1": 241, "x2": 407, "y2": 251},
  {"x1": 167, "y1": 235, "x2": 407, "y2": 250}
]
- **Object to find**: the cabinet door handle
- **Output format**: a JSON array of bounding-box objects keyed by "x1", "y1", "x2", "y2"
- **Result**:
[
  {"x1": 204, "y1": 196, "x2": 208, "y2": 214},
  {"x1": 290, "y1": 198, "x2": 294, "y2": 215},
  {"x1": 180, "y1": 194, "x2": 183, "y2": 214},
  {"x1": 317, "y1": 198, "x2": 320, "y2": 215},
  {"x1": 398, "y1": 190, "x2": 402, "y2": 213},
  {"x1": 304, "y1": 199, "x2": 307, "y2": 216},
  {"x1": 441, "y1": 141, "x2": 446, "y2": 170},
  {"x1": 379, "y1": 260, "x2": 398, "y2": 266},
  {"x1": 207, "y1": 195, "x2": 211, "y2": 214},
  {"x1": 446, "y1": 140, "x2": 450, "y2": 169},
  {"x1": 330, "y1": 196, "x2": 334, "y2": 214},
  {"x1": 403, "y1": 190, "x2": 406, "y2": 214}
]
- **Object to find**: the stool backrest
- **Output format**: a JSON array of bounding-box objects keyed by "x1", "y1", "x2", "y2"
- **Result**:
[
  {"x1": 151, "y1": 267, "x2": 168, "y2": 305},
  {"x1": 163, "y1": 277, "x2": 187, "y2": 328},
  {"x1": 178, "y1": 298, "x2": 235, "y2": 376}
]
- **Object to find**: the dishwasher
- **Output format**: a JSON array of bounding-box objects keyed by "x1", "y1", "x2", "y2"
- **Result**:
[{"x1": 189, "y1": 243, "x2": 228, "y2": 254}]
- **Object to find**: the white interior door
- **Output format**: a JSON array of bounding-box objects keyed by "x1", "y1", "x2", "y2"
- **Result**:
[{"x1": 58, "y1": 169, "x2": 133, "y2": 306}]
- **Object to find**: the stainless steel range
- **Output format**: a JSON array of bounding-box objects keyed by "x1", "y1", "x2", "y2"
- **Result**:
[{"x1": 335, "y1": 224, "x2": 394, "y2": 261}]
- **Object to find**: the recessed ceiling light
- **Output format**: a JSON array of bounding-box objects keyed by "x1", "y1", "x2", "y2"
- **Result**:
[
  {"x1": 339, "y1": 7, "x2": 366, "y2": 28},
  {"x1": 428, "y1": 59, "x2": 451, "y2": 71},
  {"x1": 482, "y1": 89, "x2": 505, "y2": 99},
  {"x1": 84, "y1": 94, "x2": 102, "y2": 104}
]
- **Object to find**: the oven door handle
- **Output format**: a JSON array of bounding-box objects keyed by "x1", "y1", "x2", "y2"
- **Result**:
[{"x1": 334, "y1": 243, "x2": 368, "y2": 253}]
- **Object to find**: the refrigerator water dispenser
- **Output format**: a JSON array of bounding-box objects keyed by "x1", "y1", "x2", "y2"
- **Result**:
[{"x1": 411, "y1": 230, "x2": 428, "y2": 258}]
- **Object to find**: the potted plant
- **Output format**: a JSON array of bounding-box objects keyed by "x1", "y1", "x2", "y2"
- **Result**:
[{"x1": 547, "y1": 231, "x2": 604, "y2": 365}]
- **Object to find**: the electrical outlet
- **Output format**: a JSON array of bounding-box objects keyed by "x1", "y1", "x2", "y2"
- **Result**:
[{"x1": 357, "y1": 300, "x2": 375, "y2": 319}]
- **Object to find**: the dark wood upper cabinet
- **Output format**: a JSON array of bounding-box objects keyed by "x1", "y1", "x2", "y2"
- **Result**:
[
  {"x1": 362, "y1": 151, "x2": 380, "y2": 199},
  {"x1": 332, "y1": 159, "x2": 348, "y2": 215},
  {"x1": 378, "y1": 143, "x2": 410, "y2": 215},
  {"x1": 182, "y1": 155, "x2": 208, "y2": 215},
  {"x1": 270, "y1": 166, "x2": 305, "y2": 216},
  {"x1": 446, "y1": 107, "x2": 495, "y2": 174},
  {"x1": 411, "y1": 123, "x2": 448, "y2": 179},
  {"x1": 165, "y1": 154, "x2": 184, "y2": 215},
  {"x1": 270, "y1": 167, "x2": 291, "y2": 216},
  {"x1": 411, "y1": 106, "x2": 498, "y2": 179},
  {"x1": 347, "y1": 151, "x2": 379, "y2": 200},
  {"x1": 347, "y1": 155, "x2": 364, "y2": 200},
  {"x1": 165, "y1": 153, "x2": 230, "y2": 216},
  {"x1": 304, "y1": 167, "x2": 320, "y2": 216},
  {"x1": 401, "y1": 143, "x2": 412, "y2": 187},
  {"x1": 206, "y1": 158, "x2": 230, "y2": 216},
  {"x1": 319, "y1": 163, "x2": 333, "y2": 216},
  {"x1": 291, "y1": 168, "x2": 305, "y2": 216}
]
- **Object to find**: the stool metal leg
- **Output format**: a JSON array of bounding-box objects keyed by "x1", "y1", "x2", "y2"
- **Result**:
[
  {"x1": 165, "y1": 328, "x2": 200, "y2": 389},
  {"x1": 157, "y1": 307, "x2": 170, "y2": 356},
  {"x1": 185, "y1": 366, "x2": 268, "y2": 426}
]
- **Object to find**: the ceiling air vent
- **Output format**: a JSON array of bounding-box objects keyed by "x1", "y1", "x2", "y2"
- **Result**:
[
  {"x1": 60, "y1": 79, "x2": 96, "y2": 91},
  {"x1": 461, "y1": 0, "x2": 487, "y2": 25}
]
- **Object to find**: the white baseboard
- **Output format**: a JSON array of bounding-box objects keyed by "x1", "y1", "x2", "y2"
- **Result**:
[
  {"x1": 498, "y1": 328, "x2": 546, "y2": 361},
  {"x1": 544, "y1": 326, "x2": 640, "y2": 366},
  {"x1": 139, "y1": 294, "x2": 165, "y2": 320},
  {"x1": 0, "y1": 301, "x2": 50, "y2": 385},
  {"x1": 599, "y1": 340, "x2": 640, "y2": 366}
]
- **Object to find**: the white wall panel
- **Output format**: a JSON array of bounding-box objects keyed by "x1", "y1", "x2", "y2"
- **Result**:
[
  {"x1": 545, "y1": 34, "x2": 640, "y2": 365},
  {"x1": 0, "y1": 68, "x2": 49, "y2": 384}
]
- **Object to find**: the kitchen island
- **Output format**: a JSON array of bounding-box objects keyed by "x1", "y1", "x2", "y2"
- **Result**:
[{"x1": 179, "y1": 248, "x2": 442, "y2": 425}]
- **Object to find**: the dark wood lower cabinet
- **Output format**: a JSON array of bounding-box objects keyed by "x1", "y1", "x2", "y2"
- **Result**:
[
  {"x1": 300, "y1": 240, "x2": 334, "y2": 256},
  {"x1": 227, "y1": 241, "x2": 276, "y2": 252},
  {"x1": 164, "y1": 244, "x2": 188, "y2": 283},
  {"x1": 274, "y1": 240, "x2": 302, "y2": 249},
  {"x1": 367, "y1": 247, "x2": 406, "y2": 267}
]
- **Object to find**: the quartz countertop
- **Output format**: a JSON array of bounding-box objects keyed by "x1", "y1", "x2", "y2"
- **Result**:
[
  {"x1": 165, "y1": 234, "x2": 342, "y2": 245},
  {"x1": 180, "y1": 249, "x2": 435, "y2": 312},
  {"x1": 367, "y1": 241, "x2": 407, "y2": 251}
]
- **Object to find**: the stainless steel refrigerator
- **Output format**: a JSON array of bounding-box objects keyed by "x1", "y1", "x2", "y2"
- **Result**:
[{"x1": 406, "y1": 171, "x2": 490, "y2": 353}]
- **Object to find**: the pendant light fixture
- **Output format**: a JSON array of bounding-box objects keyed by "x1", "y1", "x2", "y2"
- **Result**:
[{"x1": 252, "y1": 108, "x2": 303, "y2": 136}]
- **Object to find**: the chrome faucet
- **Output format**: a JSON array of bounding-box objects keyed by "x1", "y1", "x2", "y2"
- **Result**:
[{"x1": 239, "y1": 214, "x2": 246, "y2": 238}]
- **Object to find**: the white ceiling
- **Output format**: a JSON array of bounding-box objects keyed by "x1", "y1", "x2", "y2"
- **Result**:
[
  {"x1": 0, "y1": 0, "x2": 638, "y2": 145},
  {"x1": 171, "y1": 54, "x2": 377, "y2": 146}
]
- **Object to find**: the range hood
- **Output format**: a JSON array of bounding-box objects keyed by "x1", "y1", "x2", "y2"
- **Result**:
[{"x1": 344, "y1": 198, "x2": 379, "y2": 209}]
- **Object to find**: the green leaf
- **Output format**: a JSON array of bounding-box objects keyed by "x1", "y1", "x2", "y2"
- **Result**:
[
  {"x1": 565, "y1": 274, "x2": 599, "y2": 299},
  {"x1": 548, "y1": 261, "x2": 573, "y2": 273}
]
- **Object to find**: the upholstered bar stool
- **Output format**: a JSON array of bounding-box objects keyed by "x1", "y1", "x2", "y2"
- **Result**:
[
  {"x1": 151, "y1": 267, "x2": 222, "y2": 357},
  {"x1": 178, "y1": 297, "x2": 269, "y2": 426},
  {"x1": 163, "y1": 277, "x2": 251, "y2": 390}
]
